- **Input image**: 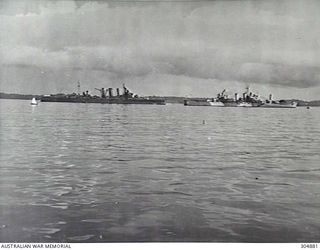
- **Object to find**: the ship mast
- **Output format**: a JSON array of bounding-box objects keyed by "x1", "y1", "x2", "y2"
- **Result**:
[
  {"x1": 77, "y1": 81, "x2": 81, "y2": 95},
  {"x1": 245, "y1": 86, "x2": 249, "y2": 94}
]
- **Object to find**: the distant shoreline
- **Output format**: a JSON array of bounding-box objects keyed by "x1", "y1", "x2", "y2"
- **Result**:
[{"x1": 1, "y1": 92, "x2": 320, "y2": 106}]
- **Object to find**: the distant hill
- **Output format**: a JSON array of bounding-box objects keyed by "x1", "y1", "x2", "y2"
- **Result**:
[
  {"x1": 308, "y1": 100, "x2": 320, "y2": 106},
  {"x1": 288, "y1": 99, "x2": 320, "y2": 106},
  {"x1": 0, "y1": 92, "x2": 42, "y2": 100}
]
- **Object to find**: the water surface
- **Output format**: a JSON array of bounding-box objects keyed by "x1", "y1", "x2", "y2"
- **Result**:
[{"x1": 0, "y1": 99, "x2": 319, "y2": 242}]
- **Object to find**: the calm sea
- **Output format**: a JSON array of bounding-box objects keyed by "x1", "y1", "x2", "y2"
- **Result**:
[{"x1": 0, "y1": 99, "x2": 319, "y2": 242}]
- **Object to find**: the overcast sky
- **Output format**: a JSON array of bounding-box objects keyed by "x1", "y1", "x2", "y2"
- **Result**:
[{"x1": 0, "y1": 0, "x2": 319, "y2": 99}]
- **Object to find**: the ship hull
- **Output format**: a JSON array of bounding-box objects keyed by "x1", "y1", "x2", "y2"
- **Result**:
[
  {"x1": 259, "y1": 103, "x2": 297, "y2": 108},
  {"x1": 237, "y1": 102, "x2": 253, "y2": 107},
  {"x1": 184, "y1": 100, "x2": 224, "y2": 106},
  {"x1": 222, "y1": 102, "x2": 238, "y2": 107},
  {"x1": 41, "y1": 96, "x2": 166, "y2": 105}
]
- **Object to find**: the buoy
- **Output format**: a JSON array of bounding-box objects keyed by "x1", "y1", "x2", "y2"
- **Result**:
[
  {"x1": 202, "y1": 120, "x2": 205, "y2": 124},
  {"x1": 307, "y1": 106, "x2": 310, "y2": 109}
]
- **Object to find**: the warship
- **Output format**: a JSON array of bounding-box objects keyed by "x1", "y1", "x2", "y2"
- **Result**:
[
  {"x1": 41, "y1": 84, "x2": 166, "y2": 105},
  {"x1": 184, "y1": 87, "x2": 297, "y2": 108},
  {"x1": 184, "y1": 87, "x2": 261, "y2": 107}
]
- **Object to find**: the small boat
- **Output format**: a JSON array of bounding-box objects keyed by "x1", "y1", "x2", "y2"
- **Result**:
[
  {"x1": 30, "y1": 97, "x2": 38, "y2": 105},
  {"x1": 237, "y1": 102, "x2": 252, "y2": 107}
]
